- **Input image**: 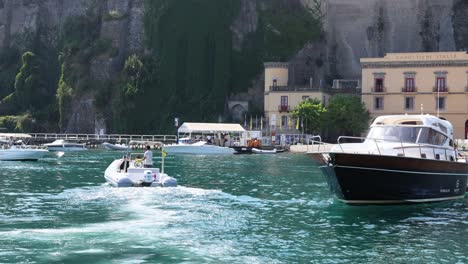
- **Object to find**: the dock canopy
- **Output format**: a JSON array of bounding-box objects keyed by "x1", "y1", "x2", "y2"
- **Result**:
[{"x1": 178, "y1": 123, "x2": 246, "y2": 134}]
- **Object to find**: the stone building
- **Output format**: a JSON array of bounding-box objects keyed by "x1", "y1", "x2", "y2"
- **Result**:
[
  {"x1": 361, "y1": 52, "x2": 468, "y2": 139},
  {"x1": 263, "y1": 62, "x2": 359, "y2": 131}
]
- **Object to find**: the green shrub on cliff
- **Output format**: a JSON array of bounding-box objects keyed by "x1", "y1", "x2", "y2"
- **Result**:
[
  {"x1": 113, "y1": 54, "x2": 161, "y2": 133},
  {"x1": 0, "y1": 47, "x2": 21, "y2": 100},
  {"x1": 14, "y1": 52, "x2": 47, "y2": 112},
  {"x1": 0, "y1": 114, "x2": 35, "y2": 132}
]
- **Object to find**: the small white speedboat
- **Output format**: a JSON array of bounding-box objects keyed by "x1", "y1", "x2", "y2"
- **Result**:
[
  {"x1": 104, "y1": 154, "x2": 177, "y2": 187},
  {"x1": 0, "y1": 145, "x2": 49, "y2": 161},
  {"x1": 44, "y1": 140, "x2": 87, "y2": 151},
  {"x1": 164, "y1": 140, "x2": 234, "y2": 154},
  {"x1": 102, "y1": 142, "x2": 130, "y2": 151},
  {"x1": 252, "y1": 148, "x2": 277, "y2": 154}
]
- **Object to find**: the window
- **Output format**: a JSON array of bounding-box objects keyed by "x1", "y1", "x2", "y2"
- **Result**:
[
  {"x1": 436, "y1": 77, "x2": 446, "y2": 92},
  {"x1": 374, "y1": 78, "x2": 384, "y2": 92},
  {"x1": 280, "y1": 96, "x2": 289, "y2": 112},
  {"x1": 281, "y1": 116, "x2": 288, "y2": 128},
  {"x1": 281, "y1": 96, "x2": 288, "y2": 106},
  {"x1": 404, "y1": 78, "x2": 415, "y2": 92},
  {"x1": 418, "y1": 128, "x2": 448, "y2": 146},
  {"x1": 436, "y1": 97, "x2": 446, "y2": 110},
  {"x1": 302, "y1": 95, "x2": 309, "y2": 100},
  {"x1": 404, "y1": 97, "x2": 414, "y2": 110},
  {"x1": 374, "y1": 97, "x2": 384, "y2": 110}
]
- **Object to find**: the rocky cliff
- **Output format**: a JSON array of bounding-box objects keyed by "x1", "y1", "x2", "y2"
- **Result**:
[
  {"x1": 1, "y1": 0, "x2": 467, "y2": 133},
  {"x1": 314, "y1": 0, "x2": 468, "y2": 79}
]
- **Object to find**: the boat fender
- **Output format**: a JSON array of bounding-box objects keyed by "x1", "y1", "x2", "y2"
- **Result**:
[
  {"x1": 143, "y1": 170, "x2": 154, "y2": 183},
  {"x1": 161, "y1": 177, "x2": 177, "y2": 187}
]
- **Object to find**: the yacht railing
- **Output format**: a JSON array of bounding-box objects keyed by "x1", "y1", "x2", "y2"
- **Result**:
[
  {"x1": 336, "y1": 136, "x2": 455, "y2": 161},
  {"x1": 306, "y1": 135, "x2": 337, "y2": 153}
]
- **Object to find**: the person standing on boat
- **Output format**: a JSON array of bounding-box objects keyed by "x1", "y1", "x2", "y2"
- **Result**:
[{"x1": 143, "y1": 145, "x2": 153, "y2": 168}]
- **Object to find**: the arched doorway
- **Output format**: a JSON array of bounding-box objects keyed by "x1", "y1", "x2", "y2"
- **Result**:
[{"x1": 465, "y1": 120, "x2": 468, "y2": 139}]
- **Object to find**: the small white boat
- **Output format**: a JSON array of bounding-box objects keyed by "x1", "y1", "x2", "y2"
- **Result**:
[
  {"x1": 164, "y1": 138, "x2": 234, "y2": 154},
  {"x1": 104, "y1": 153, "x2": 177, "y2": 187},
  {"x1": 44, "y1": 140, "x2": 87, "y2": 151},
  {"x1": 102, "y1": 142, "x2": 130, "y2": 151},
  {"x1": 252, "y1": 148, "x2": 277, "y2": 154},
  {"x1": 0, "y1": 145, "x2": 49, "y2": 161}
]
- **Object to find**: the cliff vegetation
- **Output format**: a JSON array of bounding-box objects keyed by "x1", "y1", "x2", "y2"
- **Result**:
[{"x1": 0, "y1": 0, "x2": 320, "y2": 133}]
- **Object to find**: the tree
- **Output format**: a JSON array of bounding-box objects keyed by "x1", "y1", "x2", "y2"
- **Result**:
[
  {"x1": 325, "y1": 94, "x2": 370, "y2": 138},
  {"x1": 290, "y1": 98, "x2": 326, "y2": 134}
]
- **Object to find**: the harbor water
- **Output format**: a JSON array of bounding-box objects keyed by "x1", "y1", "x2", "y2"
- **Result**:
[{"x1": 0, "y1": 151, "x2": 466, "y2": 263}]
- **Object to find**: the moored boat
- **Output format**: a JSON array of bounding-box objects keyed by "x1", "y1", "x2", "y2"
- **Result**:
[
  {"x1": 102, "y1": 142, "x2": 130, "y2": 151},
  {"x1": 310, "y1": 114, "x2": 468, "y2": 204},
  {"x1": 164, "y1": 140, "x2": 235, "y2": 154},
  {"x1": 252, "y1": 148, "x2": 277, "y2": 154},
  {"x1": 0, "y1": 145, "x2": 49, "y2": 161},
  {"x1": 44, "y1": 140, "x2": 87, "y2": 151}
]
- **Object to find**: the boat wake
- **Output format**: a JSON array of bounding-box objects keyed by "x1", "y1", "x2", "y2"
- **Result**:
[{"x1": 0, "y1": 185, "x2": 277, "y2": 263}]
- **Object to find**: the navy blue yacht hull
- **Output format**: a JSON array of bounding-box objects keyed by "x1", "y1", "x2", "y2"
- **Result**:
[{"x1": 318, "y1": 153, "x2": 468, "y2": 204}]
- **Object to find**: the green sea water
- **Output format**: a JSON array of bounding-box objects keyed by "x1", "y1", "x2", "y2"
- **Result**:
[{"x1": 0, "y1": 151, "x2": 466, "y2": 263}]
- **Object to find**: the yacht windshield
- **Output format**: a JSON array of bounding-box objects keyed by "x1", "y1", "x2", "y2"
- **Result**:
[
  {"x1": 367, "y1": 126, "x2": 448, "y2": 145},
  {"x1": 417, "y1": 127, "x2": 447, "y2": 145},
  {"x1": 367, "y1": 126, "x2": 420, "y2": 143}
]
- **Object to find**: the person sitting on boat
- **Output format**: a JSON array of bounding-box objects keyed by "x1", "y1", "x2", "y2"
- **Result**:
[
  {"x1": 119, "y1": 156, "x2": 130, "y2": 172},
  {"x1": 142, "y1": 145, "x2": 153, "y2": 168},
  {"x1": 454, "y1": 144, "x2": 459, "y2": 161}
]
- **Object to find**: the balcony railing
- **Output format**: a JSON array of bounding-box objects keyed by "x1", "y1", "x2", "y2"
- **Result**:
[
  {"x1": 433, "y1": 86, "x2": 449, "y2": 93},
  {"x1": 268, "y1": 85, "x2": 360, "y2": 94},
  {"x1": 270, "y1": 86, "x2": 318, "y2": 92},
  {"x1": 278, "y1": 105, "x2": 290, "y2": 112},
  {"x1": 401, "y1": 87, "x2": 417, "y2": 93},
  {"x1": 372, "y1": 86, "x2": 386, "y2": 93}
]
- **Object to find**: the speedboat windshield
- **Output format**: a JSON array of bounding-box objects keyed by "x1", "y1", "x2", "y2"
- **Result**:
[{"x1": 366, "y1": 126, "x2": 449, "y2": 146}]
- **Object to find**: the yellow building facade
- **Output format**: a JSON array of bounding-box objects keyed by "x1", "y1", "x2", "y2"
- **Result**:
[
  {"x1": 361, "y1": 52, "x2": 468, "y2": 139},
  {"x1": 263, "y1": 62, "x2": 329, "y2": 130}
]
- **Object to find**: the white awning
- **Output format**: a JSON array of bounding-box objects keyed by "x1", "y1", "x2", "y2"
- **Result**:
[
  {"x1": 178, "y1": 123, "x2": 246, "y2": 134},
  {"x1": 0, "y1": 133, "x2": 32, "y2": 138}
]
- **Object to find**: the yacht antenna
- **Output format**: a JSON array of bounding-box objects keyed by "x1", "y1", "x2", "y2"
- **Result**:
[
  {"x1": 437, "y1": 84, "x2": 440, "y2": 117},
  {"x1": 420, "y1": 104, "x2": 424, "y2": 115}
]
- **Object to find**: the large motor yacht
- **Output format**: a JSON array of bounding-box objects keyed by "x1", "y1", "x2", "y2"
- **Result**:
[{"x1": 311, "y1": 114, "x2": 468, "y2": 204}]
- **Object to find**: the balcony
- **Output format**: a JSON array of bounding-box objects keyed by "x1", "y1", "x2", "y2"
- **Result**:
[
  {"x1": 372, "y1": 86, "x2": 386, "y2": 93},
  {"x1": 278, "y1": 105, "x2": 290, "y2": 113},
  {"x1": 270, "y1": 86, "x2": 319, "y2": 92},
  {"x1": 401, "y1": 87, "x2": 417, "y2": 93},
  {"x1": 432, "y1": 86, "x2": 449, "y2": 93}
]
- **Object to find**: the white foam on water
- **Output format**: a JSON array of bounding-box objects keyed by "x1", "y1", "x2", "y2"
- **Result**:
[{"x1": 0, "y1": 185, "x2": 270, "y2": 263}]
